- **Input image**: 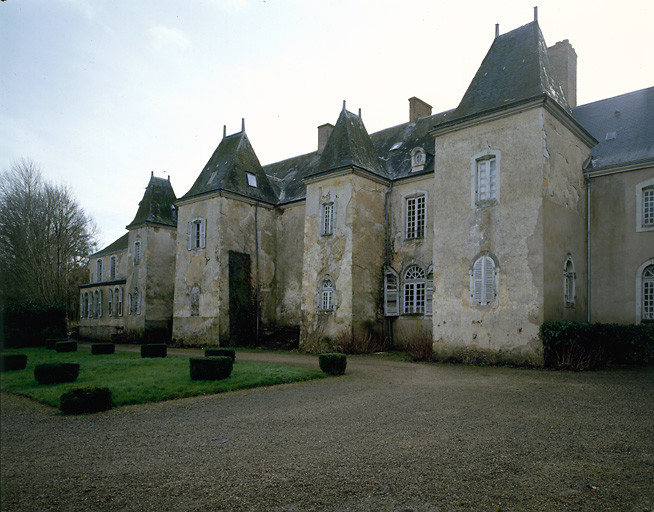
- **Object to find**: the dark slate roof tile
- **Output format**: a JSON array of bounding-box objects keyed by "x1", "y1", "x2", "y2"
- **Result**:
[
  {"x1": 90, "y1": 232, "x2": 129, "y2": 257},
  {"x1": 126, "y1": 175, "x2": 177, "y2": 229}
]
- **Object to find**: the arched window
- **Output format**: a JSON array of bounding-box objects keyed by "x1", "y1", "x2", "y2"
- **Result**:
[
  {"x1": 190, "y1": 286, "x2": 200, "y2": 316},
  {"x1": 643, "y1": 264, "x2": 654, "y2": 321},
  {"x1": 108, "y1": 289, "x2": 113, "y2": 317},
  {"x1": 87, "y1": 292, "x2": 93, "y2": 318},
  {"x1": 404, "y1": 265, "x2": 426, "y2": 314},
  {"x1": 110, "y1": 256, "x2": 117, "y2": 280},
  {"x1": 128, "y1": 293, "x2": 132, "y2": 316},
  {"x1": 96, "y1": 260, "x2": 103, "y2": 282},
  {"x1": 80, "y1": 294, "x2": 84, "y2": 318},
  {"x1": 319, "y1": 277, "x2": 334, "y2": 311},
  {"x1": 564, "y1": 256, "x2": 576, "y2": 308},
  {"x1": 97, "y1": 290, "x2": 102, "y2": 318},
  {"x1": 470, "y1": 255, "x2": 497, "y2": 306},
  {"x1": 116, "y1": 287, "x2": 123, "y2": 317}
]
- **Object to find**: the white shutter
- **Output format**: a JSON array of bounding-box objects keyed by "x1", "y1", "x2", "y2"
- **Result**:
[
  {"x1": 426, "y1": 270, "x2": 433, "y2": 315},
  {"x1": 484, "y1": 259, "x2": 496, "y2": 304},
  {"x1": 187, "y1": 221, "x2": 193, "y2": 250},
  {"x1": 384, "y1": 267, "x2": 399, "y2": 316},
  {"x1": 489, "y1": 158, "x2": 497, "y2": 199},
  {"x1": 98, "y1": 290, "x2": 103, "y2": 317},
  {"x1": 472, "y1": 259, "x2": 483, "y2": 303},
  {"x1": 200, "y1": 218, "x2": 206, "y2": 248}
]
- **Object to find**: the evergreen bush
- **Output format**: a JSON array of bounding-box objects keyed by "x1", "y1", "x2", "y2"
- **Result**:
[
  {"x1": 34, "y1": 362, "x2": 80, "y2": 384},
  {"x1": 141, "y1": 344, "x2": 167, "y2": 358},
  {"x1": 60, "y1": 386, "x2": 112, "y2": 414},
  {"x1": 189, "y1": 356, "x2": 233, "y2": 380},
  {"x1": 204, "y1": 347, "x2": 236, "y2": 361},
  {"x1": 2, "y1": 302, "x2": 66, "y2": 348},
  {"x1": 46, "y1": 338, "x2": 67, "y2": 350},
  {"x1": 91, "y1": 343, "x2": 115, "y2": 355},
  {"x1": 1, "y1": 354, "x2": 28, "y2": 371},
  {"x1": 318, "y1": 353, "x2": 347, "y2": 375},
  {"x1": 55, "y1": 341, "x2": 77, "y2": 353}
]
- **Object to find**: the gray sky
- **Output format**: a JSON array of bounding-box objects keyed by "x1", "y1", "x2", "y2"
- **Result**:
[{"x1": 2, "y1": 0, "x2": 653, "y2": 249}]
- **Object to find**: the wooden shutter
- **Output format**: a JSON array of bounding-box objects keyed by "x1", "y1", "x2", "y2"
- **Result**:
[
  {"x1": 200, "y1": 218, "x2": 206, "y2": 248},
  {"x1": 384, "y1": 267, "x2": 399, "y2": 316},
  {"x1": 484, "y1": 258, "x2": 496, "y2": 304},
  {"x1": 472, "y1": 259, "x2": 483, "y2": 303},
  {"x1": 489, "y1": 158, "x2": 497, "y2": 199},
  {"x1": 426, "y1": 269, "x2": 433, "y2": 315}
]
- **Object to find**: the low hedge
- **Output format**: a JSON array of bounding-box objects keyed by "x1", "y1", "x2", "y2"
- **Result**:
[
  {"x1": 318, "y1": 353, "x2": 347, "y2": 375},
  {"x1": 55, "y1": 341, "x2": 77, "y2": 353},
  {"x1": 1, "y1": 354, "x2": 28, "y2": 371},
  {"x1": 34, "y1": 362, "x2": 80, "y2": 384},
  {"x1": 91, "y1": 343, "x2": 115, "y2": 355},
  {"x1": 46, "y1": 338, "x2": 67, "y2": 350},
  {"x1": 540, "y1": 321, "x2": 654, "y2": 370},
  {"x1": 141, "y1": 344, "x2": 167, "y2": 358},
  {"x1": 189, "y1": 356, "x2": 233, "y2": 380},
  {"x1": 60, "y1": 386, "x2": 112, "y2": 414},
  {"x1": 204, "y1": 347, "x2": 236, "y2": 361}
]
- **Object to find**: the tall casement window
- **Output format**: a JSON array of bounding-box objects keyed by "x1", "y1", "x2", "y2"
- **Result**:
[
  {"x1": 84, "y1": 293, "x2": 89, "y2": 318},
  {"x1": 637, "y1": 179, "x2": 654, "y2": 232},
  {"x1": 564, "y1": 256, "x2": 576, "y2": 308},
  {"x1": 188, "y1": 218, "x2": 206, "y2": 250},
  {"x1": 108, "y1": 290, "x2": 113, "y2": 317},
  {"x1": 87, "y1": 292, "x2": 93, "y2": 318},
  {"x1": 426, "y1": 267, "x2": 434, "y2": 316},
  {"x1": 318, "y1": 277, "x2": 335, "y2": 311},
  {"x1": 470, "y1": 255, "x2": 498, "y2": 306},
  {"x1": 116, "y1": 287, "x2": 123, "y2": 317},
  {"x1": 96, "y1": 290, "x2": 102, "y2": 318},
  {"x1": 471, "y1": 150, "x2": 500, "y2": 207},
  {"x1": 642, "y1": 264, "x2": 654, "y2": 321},
  {"x1": 110, "y1": 256, "x2": 117, "y2": 280},
  {"x1": 134, "y1": 241, "x2": 141, "y2": 265},
  {"x1": 405, "y1": 194, "x2": 426, "y2": 239},
  {"x1": 403, "y1": 265, "x2": 426, "y2": 314},
  {"x1": 80, "y1": 294, "x2": 84, "y2": 318},
  {"x1": 384, "y1": 267, "x2": 399, "y2": 316},
  {"x1": 190, "y1": 286, "x2": 200, "y2": 316},
  {"x1": 96, "y1": 260, "x2": 103, "y2": 282},
  {"x1": 127, "y1": 293, "x2": 132, "y2": 315},
  {"x1": 322, "y1": 202, "x2": 334, "y2": 236}
]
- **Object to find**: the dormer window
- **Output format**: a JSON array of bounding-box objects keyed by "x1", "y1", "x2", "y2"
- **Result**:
[
  {"x1": 246, "y1": 172, "x2": 257, "y2": 188},
  {"x1": 411, "y1": 147, "x2": 426, "y2": 172}
]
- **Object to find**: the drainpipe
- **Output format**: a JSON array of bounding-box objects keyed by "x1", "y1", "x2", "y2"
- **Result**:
[
  {"x1": 254, "y1": 201, "x2": 260, "y2": 341},
  {"x1": 384, "y1": 181, "x2": 393, "y2": 347},
  {"x1": 584, "y1": 164, "x2": 591, "y2": 323}
]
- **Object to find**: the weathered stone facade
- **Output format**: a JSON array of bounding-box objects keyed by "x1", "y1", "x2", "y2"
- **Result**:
[{"x1": 80, "y1": 18, "x2": 653, "y2": 364}]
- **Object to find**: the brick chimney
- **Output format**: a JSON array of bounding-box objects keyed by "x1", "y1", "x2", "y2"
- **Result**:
[
  {"x1": 318, "y1": 123, "x2": 334, "y2": 154},
  {"x1": 409, "y1": 97, "x2": 432, "y2": 123},
  {"x1": 548, "y1": 39, "x2": 577, "y2": 108}
]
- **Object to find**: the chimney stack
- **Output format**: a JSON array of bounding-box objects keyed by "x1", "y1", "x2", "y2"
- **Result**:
[
  {"x1": 408, "y1": 97, "x2": 433, "y2": 123},
  {"x1": 317, "y1": 123, "x2": 334, "y2": 154},
  {"x1": 548, "y1": 39, "x2": 577, "y2": 107}
]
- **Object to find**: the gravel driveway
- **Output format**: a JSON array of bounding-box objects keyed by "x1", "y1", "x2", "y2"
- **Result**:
[{"x1": 1, "y1": 348, "x2": 653, "y2": 512}]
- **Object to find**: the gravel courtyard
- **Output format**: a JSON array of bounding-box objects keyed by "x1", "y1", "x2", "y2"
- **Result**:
[{"x1": 1, "y1": 349, "x2": 653, "y2": 512}]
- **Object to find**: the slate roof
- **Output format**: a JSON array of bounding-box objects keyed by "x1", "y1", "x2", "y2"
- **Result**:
[
  {"x1": 447, "y1": 21, "x2": 569, "y2": 125},
  {"x1": 573, "y1": 87, "x2": 654, "y2": 171},
  {"x1": 181, "y1": 130, "x2": 277, "y2": 204},
  {"x1": 127, "y1": 175, "x2": 178, "y2": 229},
  {"x1": 90, "y1": 232, "x2": 129, "y2": 258}
]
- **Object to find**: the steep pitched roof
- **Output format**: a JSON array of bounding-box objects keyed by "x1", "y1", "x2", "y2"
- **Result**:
[
  {"x1": 90, "y1": 232, "x2": 129, "y2": 257},
  {"x1": 309, "y1": 108, "x2": 387, "y2": 179},
  {"x1": 573, "y1": 87, "x2": 654, "y2": 171},
  {"x1": 264, "y1": 151, "x2": 321, "y2": 203},
  {"x1": 126, "y1": 175, "x2": 177, "y2": 229},
  {"x1": 181, "y1": 130, "x2": 277, "y2": 204},
  {"x1": 448, "y1": 21, "x2": 569, "y2": 124}
]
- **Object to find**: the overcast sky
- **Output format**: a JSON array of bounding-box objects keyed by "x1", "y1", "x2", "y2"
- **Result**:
[{"x1": 2, "y1": 0, "x2": 653, "y2": 249}]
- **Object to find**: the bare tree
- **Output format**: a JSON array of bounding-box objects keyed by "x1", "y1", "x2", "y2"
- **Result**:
[{"x1": 0, "y1": 159, "x2": 97, "y2": 314}]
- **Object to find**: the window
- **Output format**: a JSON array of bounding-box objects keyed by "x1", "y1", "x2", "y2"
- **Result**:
[
  {"x1": 637, "y1": 179, "x2": 654, "y2": 232},
  {"x1": 96, "y1": 260, "x2": 103, "y2": 282},
  {"x1": 80, "y1": 294, "x2": 84, "y2": 318},
  {"x1": 564, "y1": 256, "x2": 576, "y2": 308},
  {"x1": 322, "y1": 202, "x2": 334, "y2": 235},
  {"x1": 642, "y1": 264, "x2": 654, "y2": 321},
  {"x1": 411, "y1": 147, "x2": 426, "y2": 172},
  {"x1": 87, "y1": 292, "x2": 93, "y2": 318},
  {"x1": 188, "y1": 218, "x2": 206, "y2": 250},
  {"x1": 471, "y1": 150, "x2": 501, "y2": 207},
  {"x1": 128, "y1": 293, "x2": 132, "y2": 315},
  {"x1": 110, "y1": 256, "x2": 117, "y2": 280},
  {"x1": 134, "y1": 241, "x2": 141, "y2": 265},
  {"x1": 426, "y1": 266, "x2": 433, "y2": 316},
  {"x1": 97, "y1": 290, "x2": 102, "y2": 318},
  {"x1": 403, "y1": 265, "x2": 426, "y2": 314},
  {"x1": 136, "y1": 291, "x2": 141, "y2": 315},
  {"x1": 190, "y1": 286, "x2": 200, "y2": 316},
  {"x1": 246, "y1": 172, "x2": 257, "y2": 188},
  {"x1": 405, "y1": 195, "x2": 426, "y2": 239},
  {"x1": 108, "y1": 290, "x2": 113, "y2": 317},
  {"x1": 319, "y1": 277, "x2": 334, "y2": 311},
  {"x1": 470, "y1": 255, "x2": 498, "y2": 306},
  {"x1": 117, "y1": 287, "x2": 123, "y2": 317},
  {"x1": 384, "y1": 267, "x2": 399, "y2": 316}
]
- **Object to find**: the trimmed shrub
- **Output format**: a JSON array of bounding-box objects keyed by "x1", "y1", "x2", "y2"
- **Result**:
[
  {"x1": 60, "y1": 387, "x2": 112, "y2": 414},
  {"x1": 2, "y1": 301, "x2": 66, "y2": 348},
  {"x1": 46, "y1": 338, "x2": 67, "y2": 350},
  {"x1": 141, "y1": 344, "x2": 167, "y2": 358},
  {"x1": 189, "y1": 356, "x2": 233, "y2": 380},
  {"x1": 319, "y1": 353, "x2": 347, "y2": 375},
  {"x1": 1, "y1": 354, "x2": 28, "y2": 371},
  {"x1": 91, "y1": 343, "x2": 115, "y2": 355},
  {"x1": 55, "y1": 341, "x2": 77, "y2": 353},
  {"x1": 34, "y1": 363, "x2": 80, "y2": 384},
  {"x1": 205, "y1": 347, "x2": 236, "y2": 361}
]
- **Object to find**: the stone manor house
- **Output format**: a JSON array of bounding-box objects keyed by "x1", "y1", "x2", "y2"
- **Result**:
[{"x1": 80, "y1": 16, "x2": 654, "y2": 365}]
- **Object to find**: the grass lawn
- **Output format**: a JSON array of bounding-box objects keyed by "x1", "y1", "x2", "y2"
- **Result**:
[{"x1": 0, "y1": 348, "x2": 326, "y2": 409}]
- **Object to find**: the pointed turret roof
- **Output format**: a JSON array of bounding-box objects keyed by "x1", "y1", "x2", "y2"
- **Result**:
[
  {"x1": 446, "y1": 21, "x2": 569, "y2": 125},
  {"x1": 126, "y1": 175, "x2": 177, "y2": 229},
  {"x1": 309, "y1": 107, "x2": 387, "y2": 179},
  {"x1": 181, "y1": 129, "x2": 277, "y2": 203}
]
